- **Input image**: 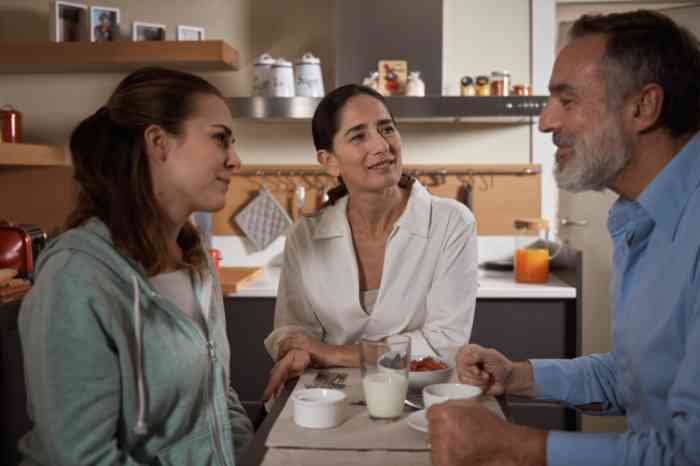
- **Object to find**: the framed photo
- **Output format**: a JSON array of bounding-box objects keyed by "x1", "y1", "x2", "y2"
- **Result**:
[
  {"x1": 177, "y1": 25, "x2": 205, "y2": 41},
  {"x1": 51, "y1": 1, "x2": 88, "y2": 42},
  {"x1": 90, "y1": 6, "x2": 120, "y2": 42},
  {"x1": 132, "y1": 22, "x2": 167, "y2": 41}
]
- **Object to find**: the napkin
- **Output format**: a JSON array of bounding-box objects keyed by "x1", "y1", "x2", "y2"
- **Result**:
[{"x1": 233, "y1": 186, "x2": 292, "y2": 251}]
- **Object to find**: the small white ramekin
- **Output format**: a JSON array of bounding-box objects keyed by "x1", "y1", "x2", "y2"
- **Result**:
[
  {"x1": 292, "y1": 388, "x2": 347, "y2": 429},
  {"x1": 422, "y1": 383, "x2": 482, "y2": 410}
]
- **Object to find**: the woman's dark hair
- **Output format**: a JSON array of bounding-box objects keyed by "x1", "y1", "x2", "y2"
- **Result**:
[
  {"x1": 311, "y1": 84, "x2": 413, "y2": 205},
  {"x1": 570, "y1": 9, "x2": 700, "y2": 136},
  {"x1": 67, "y1": 67, "x2": 223, "y2": 275}
]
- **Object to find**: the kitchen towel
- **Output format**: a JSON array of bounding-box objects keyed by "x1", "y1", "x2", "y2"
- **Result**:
[{"x1": 233, "y1": 186, "x2": 292, "y2": 251}]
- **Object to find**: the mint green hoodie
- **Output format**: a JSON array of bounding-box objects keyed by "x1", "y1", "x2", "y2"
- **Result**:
[{"x1": 18, "y1": 218, "x2": 253, "y2": 465}]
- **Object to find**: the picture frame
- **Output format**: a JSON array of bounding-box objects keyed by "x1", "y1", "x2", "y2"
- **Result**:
[
  {"x1": 132, "y1": 21, "x2": 167, "y2": 41},
  {"x1": 51, "y1": 1, "x2": 88, "y2": 42},
  {"x1": 177, "y1": 25, "x2": 205, "y2": 41},
  {"x1": 90, "y1": 6, "x2": 120, "y2": 42}
]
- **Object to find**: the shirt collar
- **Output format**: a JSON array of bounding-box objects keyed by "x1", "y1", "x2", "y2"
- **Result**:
[
  {"x1": 313, "y1": 179, "x2": 432, "y2": 240},
  {"x1": 636, "y1": 131, "x2": 700, "y2": 239}
]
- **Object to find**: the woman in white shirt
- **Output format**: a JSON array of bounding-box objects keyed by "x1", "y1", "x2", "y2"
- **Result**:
[{"x1": 263, "y1": 84, "x2": 478, "y2": 400}]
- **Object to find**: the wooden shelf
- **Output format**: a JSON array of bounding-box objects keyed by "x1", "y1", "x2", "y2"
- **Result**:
[
  {"x1": 0, "y1": 143, "x2": 69, "y2": 166},
  {"x1": 0, "y1": 40, "x2": 239, "y2": 73}
]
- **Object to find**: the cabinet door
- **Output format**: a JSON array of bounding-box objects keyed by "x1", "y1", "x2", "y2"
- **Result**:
[
  {"x1": 0, "y1": 301, "x2": 31, "y2": 466},
  {"x1": 223, "y1": 298, "x2": 276, "y2": 425},
  {"x1": 472, "y1": 299, "x2": 577, "y2": 361}
]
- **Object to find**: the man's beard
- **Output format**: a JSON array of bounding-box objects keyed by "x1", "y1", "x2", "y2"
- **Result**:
[{"x1": 553, "y1": 119, "x2": 632, "y2": 193}]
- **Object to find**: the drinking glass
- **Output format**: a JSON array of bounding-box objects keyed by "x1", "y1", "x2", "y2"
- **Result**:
[{"x1": 359, "y1": 335, "x2": 410, "y2": 421}]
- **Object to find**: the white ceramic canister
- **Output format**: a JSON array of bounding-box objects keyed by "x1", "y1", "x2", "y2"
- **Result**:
[
  {"x1": 270, "y1": 58, "x2": 295, "y2": 97},
  {"x1": 253, "y1": 53, "x2": 275, "y2": 96},
  {"x1": 294, "y1": 52, "x2": 324, "y2": 97},
  {"x1": 406, "y1": 71, "x2": 426, "y2": 97}
]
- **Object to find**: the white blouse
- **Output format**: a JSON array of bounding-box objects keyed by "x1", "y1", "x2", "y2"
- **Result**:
[{"x1": 264, "y1": 180, "x2": 478, "y2": 361}]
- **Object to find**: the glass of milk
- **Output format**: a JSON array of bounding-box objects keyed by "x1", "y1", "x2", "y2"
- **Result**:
[{"x1": 359, "y1": 335, "x2": 411, "y2": 421}]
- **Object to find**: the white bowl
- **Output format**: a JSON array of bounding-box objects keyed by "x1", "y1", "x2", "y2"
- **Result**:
[
  {"x1": 422, "y1": 383, "x2": 482, "y2": 409},
  {"x1": 292, "y1": 388, "x2": 347, "y2": 429},
  {"x1": 408, "y1": 355, "x2": 455, "y2": 391}
]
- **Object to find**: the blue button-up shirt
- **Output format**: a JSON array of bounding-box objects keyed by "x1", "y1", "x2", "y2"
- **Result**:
[{"x1": 532, "y1": 131, "x2": 700, "y2": 466}]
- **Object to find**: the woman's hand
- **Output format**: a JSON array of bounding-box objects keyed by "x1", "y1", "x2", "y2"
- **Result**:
[
  {"x1": 278, "y1": 333, "x2": 319, "y2": 359},
  {"x1": 278, "y1": 333, "x2": 361, "y2": 368},
  {"x1": 263, "y1": 349, "x2": 311, "y2": 401}
]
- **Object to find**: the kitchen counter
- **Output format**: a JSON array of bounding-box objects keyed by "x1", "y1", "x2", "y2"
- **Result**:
[{"x1": 226, "y1": 267, "x2": 576, "y2": 299}]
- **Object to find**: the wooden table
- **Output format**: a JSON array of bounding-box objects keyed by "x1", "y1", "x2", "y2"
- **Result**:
[{"x1": 239, "y1": 371, "x2": 510, "y2": 466}]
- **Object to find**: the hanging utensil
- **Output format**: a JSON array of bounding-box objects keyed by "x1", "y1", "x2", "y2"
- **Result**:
[
  {"x1": 460, "y1": 181, "x2": 472, "y2": 210},
  {"x1": 295, "y1": 184, "x2": 306, "y2": 220}
]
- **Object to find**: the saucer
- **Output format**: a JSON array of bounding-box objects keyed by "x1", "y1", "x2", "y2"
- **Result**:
[{"x1": 406, "y1": 409, "x2": 428, "y2": 433}]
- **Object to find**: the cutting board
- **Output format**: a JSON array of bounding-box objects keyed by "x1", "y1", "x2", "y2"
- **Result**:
[{"x1": 219, "y1": 267, "x2": 263, "y2": 294}]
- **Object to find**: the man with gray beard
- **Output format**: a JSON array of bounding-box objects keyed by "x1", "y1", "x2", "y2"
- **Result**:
[{"x1": 427, "y1": 10, "x2": 700, "y2": 466}]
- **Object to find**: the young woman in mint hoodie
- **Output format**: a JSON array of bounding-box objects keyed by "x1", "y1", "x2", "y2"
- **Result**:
[{"x1": 17, "y1": 67, "x2": 253, "y2": 466}]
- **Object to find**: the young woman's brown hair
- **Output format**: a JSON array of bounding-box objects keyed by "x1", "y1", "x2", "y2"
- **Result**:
[{"x1": 67, "y1": 67, "x2": 222, "y2": 275}]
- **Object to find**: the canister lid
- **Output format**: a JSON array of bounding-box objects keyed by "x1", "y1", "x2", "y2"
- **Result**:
[
  {"x1": 295, "y1": 52, "x2": 320, "y2": 65},
  {"x1": 254, "y1": 53, "x2": 275, "y2": 65},
  {"x1": 272, "y1": 58, "x2": 293, "y2": 68}
]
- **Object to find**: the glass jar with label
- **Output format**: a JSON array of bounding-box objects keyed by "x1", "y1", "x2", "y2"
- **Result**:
[
  {"x1": 406, "y1": 71, "x2": 425, "y2": 96},
  {"x1": 513, "y1": 218, "x2": 563, "y2": 283},
  {"x1": 490, "y1": 70, "x2": 510, "y2": 96},
  {"x1": 460, "y1": 76, "x2": 476, "y2": 96},
  {"x1": 475, "y1": 75, "x2": 491, "y2": 96}
]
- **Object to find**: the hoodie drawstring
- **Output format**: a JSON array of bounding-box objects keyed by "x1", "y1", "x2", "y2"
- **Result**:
[{"x1": 132, "y1": 275, "x2": 149, "y2": 436}]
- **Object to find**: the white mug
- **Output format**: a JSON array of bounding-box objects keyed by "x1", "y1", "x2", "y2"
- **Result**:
[
  {"x1": 294, "y1": 52, "x2": 324, "y2": 97},
  {"x1": 253, "y1": 53, "x2": 275, "y2": 96},
  {"x1": 270, "y1": 58, "x2": 295, "y2": 97}
]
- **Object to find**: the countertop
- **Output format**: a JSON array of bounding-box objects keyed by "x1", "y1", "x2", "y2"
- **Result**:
[{"x1": 226, "y1": 267, "x2": 576, "y2": 299}]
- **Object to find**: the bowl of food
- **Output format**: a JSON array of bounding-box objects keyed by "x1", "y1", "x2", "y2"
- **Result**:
[{"x1": 408, "y1": 355, "x2": 454, "y2": 391}]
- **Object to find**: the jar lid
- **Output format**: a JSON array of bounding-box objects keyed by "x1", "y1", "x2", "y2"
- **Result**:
[
  {"x1": 254, "y1": 53, "x2": 275, "y2": 65},
  {"x1": 295, "y1": 52, "x2": 320, "y2": 64},
  {"x1": 491, "y1": 70, "x2": 510, "y2": 78},
  {"x1": 272, "y1": 58, "x2": 292, "y2": 67},
  {"x1": 475, "y1": 75, "x2": 490, "y2": 84},
  {"x1": 514, "y1": 218, "x2": 549, "y2": 231},
  {"x1": 460, "y1": 76, "x2": 474, "y2": 85}
]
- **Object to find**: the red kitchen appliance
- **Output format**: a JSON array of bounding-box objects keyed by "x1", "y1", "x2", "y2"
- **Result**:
[{"x1": 0, "y1": 220, "x2": 48, "y2": 280}]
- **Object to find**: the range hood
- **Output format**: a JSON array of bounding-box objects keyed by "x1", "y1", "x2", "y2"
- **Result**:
[
  {"x1": 227, "y1": 96, "x2": 547, "y2": 122},
  {"x1": 228, "y1": 0, "x2": 547, "y2": 122}
]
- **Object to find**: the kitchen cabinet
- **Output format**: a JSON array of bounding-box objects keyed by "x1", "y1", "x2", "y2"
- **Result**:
[{"x1": 0, "y1": 300, "x2": 30, "y2": 466}]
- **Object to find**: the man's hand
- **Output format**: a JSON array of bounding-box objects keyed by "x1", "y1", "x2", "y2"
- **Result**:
[
  {"x1": 456, "y1": 344, "x2": 534, "y2": 397},
  {"x1": 262, "y1": 349, "x2": 311, "y2": 401},
  {"x1": 427, "y1": 399, "x2": 547, "y2": 466}
]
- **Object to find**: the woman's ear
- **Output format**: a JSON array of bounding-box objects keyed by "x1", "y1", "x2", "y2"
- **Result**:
[
  {"x1": 143, "y1": 124, "x2": 170, "y2": 163},
  {"x1": 317, "y1": 149, "x2": 341, "y2": 177}
]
